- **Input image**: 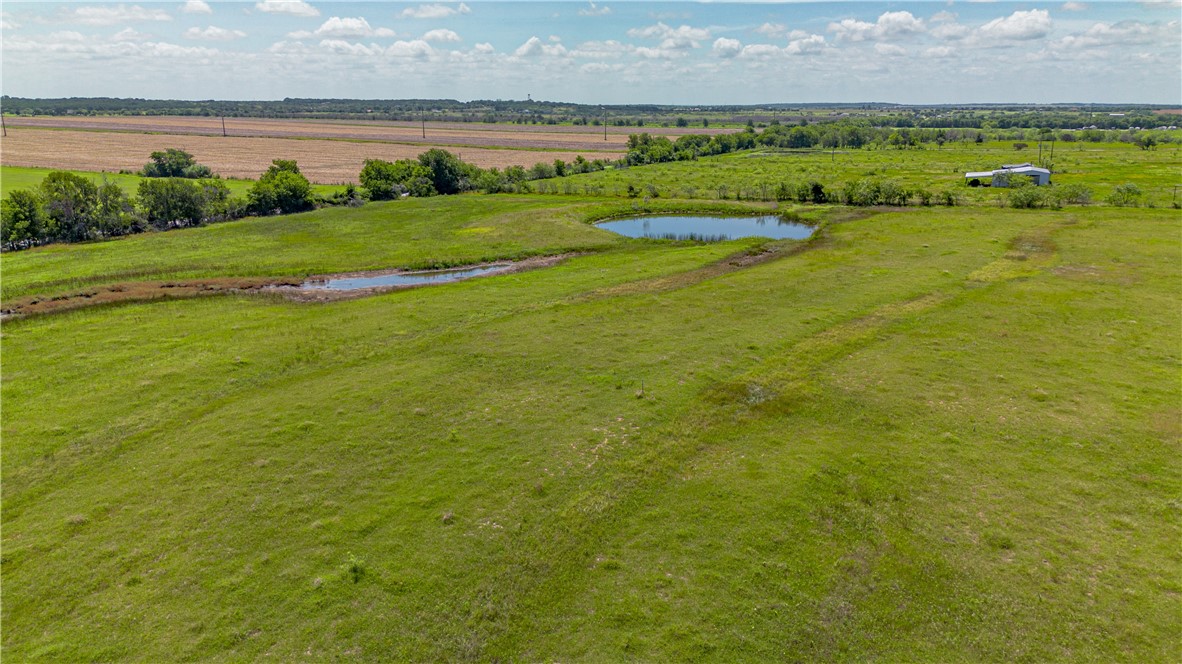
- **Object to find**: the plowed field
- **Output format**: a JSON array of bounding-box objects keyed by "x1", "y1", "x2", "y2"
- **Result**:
[{"x1": 0, "y1": 127, "x2": 626, "y2": 183}]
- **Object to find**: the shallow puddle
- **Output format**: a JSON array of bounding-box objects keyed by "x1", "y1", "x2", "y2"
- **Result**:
[
  {"x1": 597, "y1": 215, "x2": 813, "y2": 241},
  {"x1": 302, "y1": 264, "x2": 511, "y2": 291}
]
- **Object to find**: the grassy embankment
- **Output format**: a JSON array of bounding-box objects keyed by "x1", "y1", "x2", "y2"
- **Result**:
[
  {"x1": 536, "y1": 141, "x2": 1182, "y2": 206},
  {"x1": 2, "y1": 194, "x2": 1178, "y2": 659},
  {"x1": 0, "y1": 195, "x2": 790, "y2": 303},
  {"x1": 0, "y1": 165, "x2": 346, "y2": 198}
]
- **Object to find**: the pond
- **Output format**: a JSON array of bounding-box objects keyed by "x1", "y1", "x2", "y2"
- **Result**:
[
  {"x1": 596, "y1": 215, "x2": 813, "y2": 242},
  {"x1": 303, "y1": 264, "x2": 510, "y2": 291}
]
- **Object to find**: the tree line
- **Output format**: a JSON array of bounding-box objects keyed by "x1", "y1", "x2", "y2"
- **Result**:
[{"x1": 0, "y1": 151, "x2": 343, "y2": 250}]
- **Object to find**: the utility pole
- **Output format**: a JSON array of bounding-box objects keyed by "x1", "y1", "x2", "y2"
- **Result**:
[
  {"x1": 2, "y1": 114, "x2": 6, "y2": 137},
  {"x1": 602, "y1": 106, "x2": 607, "y2": 142},
  {"x1": 221, "y1": 116, "x2": 227, "y2": 137},
  {"x1": 421, "y1": 107, "x2": 426, "y2": 139}
]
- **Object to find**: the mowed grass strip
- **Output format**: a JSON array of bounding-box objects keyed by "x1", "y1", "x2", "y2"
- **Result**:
[{"x1": 2, "y1": 203, "x2": 1177, "y2": 660}]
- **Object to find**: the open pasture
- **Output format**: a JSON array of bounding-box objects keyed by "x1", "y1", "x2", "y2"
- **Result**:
[
  {"x1": 0, "y1": 127, "x2": 625, "y2": 183},
  {"x1": 542, "y1": 140, "x2": 1182, "y2": 206},
  {"x1": 2, "y1": 197, "x2": 1178, "y2": 660}
]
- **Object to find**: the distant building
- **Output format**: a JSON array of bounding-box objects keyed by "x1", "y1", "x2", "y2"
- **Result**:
[{"x1": 965, "y1": 163, "x2": 1051, "y2": 187}]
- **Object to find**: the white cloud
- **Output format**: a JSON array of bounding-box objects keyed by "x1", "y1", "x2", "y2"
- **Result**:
[
  {"x1": 874, "y1": 43, "x2": 907, "y2": 57},
  {"x1": 255, "y1": 0, "x2": 320, "y2": 18},
  {"x1": 740, "y1": 43, "x2": 782, "y2": 59},
  {"x1": 931, "y1": 20, "x2": 971, "y2": 41},
  {"x1": 112, "y1": 27, "x2": 150, "y2": 41},
  {"x1": 400, "y1": 3, "x2": 470, "y2": 19},
  {"x1": 578, "y1": 2, "x2": 611, "y2": 17},
  {"x1": 59, "y1": 4, "x2": 172, "y2": 26},
  {"x1": 314, "y1": 38, "x2": 434, "y2": 58},
  {"x1": 422, "y1": 28, "x2": 460, "y2": 43},
  {"x1": 289, "y1": 17, "x2": 395, "y2": 39},
  {"x1": 50, "y1": 31, "x2": 87, "y2": 43},
  {"x1": 978, "y1": 9, "x2": 1052, "y2": 41},
  {"x1": 924, "y1": 46, "x2": 956, "y2": 58},
  {"x1": 785, "y1": 33, "x2": 826, "y2": 55},
  {"x1": 627, "y1": 22, "x2": 710, "y2": 49},
  {"x1": 1062, "y1": 2, "x2": 1088, "y2": 10},
  {"x1": 181, "y1": 0, "x2": 212, "y2": 15},
  {"x1": 514, "y1": 35, "x2": 567, "y2": 57},
  {"x1": 473, "y1": 42, "x2": 494, "y2": 54},
  {"x1": 712, "y1": 37, "x2": 742, "y2": 57},
  {"x1": 633, "y1": 46, "x2": 679, "y2": 59},
  {"x1": 580, "y1": 62, "x2": 624, "y2": 74},
  {"x1": 829, "y1": 10, "x2": 923, "y2": 42},
  {"x1": 184, "y1": 25, "x2": 247, "y2": 41},
  {"x1": 1056, "y1": 19, "x2": 1179, "y2": 49},
  {"x1": 570, "y1": 39, "x2": 632, "y2": 58},
  {"x1": 386, "y1": 39, "x2": 434, "y2": 57},
  {"x1": 755, "y1": 22, "x2": 785, "y2": 38}
]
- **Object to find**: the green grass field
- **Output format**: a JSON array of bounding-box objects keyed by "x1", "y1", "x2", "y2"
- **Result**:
[
  {"x1": 3, "y1": 181, "x2": 1178, "y2": 660},
  {"x1": 0, "y1": 165, "x2": 346, "y2": 199},
  {"x1": 537, "y1": 141, "x2": 1182, "y2": 207},
  {"x1": 0, "y1": 196, "x2": 798, "y2": 301}
]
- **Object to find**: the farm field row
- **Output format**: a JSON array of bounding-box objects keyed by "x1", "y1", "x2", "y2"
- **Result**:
[
  {"x1": 3, "y1": 197, "x2": 1178, "y2": 660},
  {"x1": 2, "y1": 115, "x2": 643, "y2": 152},
  {"x1": 0, "y1": 128, "x2": 624, "y2": 183},
  {"x1": 4, "y1": 114, "x2": 729, "y2": 144}
]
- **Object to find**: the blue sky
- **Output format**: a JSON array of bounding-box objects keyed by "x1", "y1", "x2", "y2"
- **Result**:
[{"x1": 2, "y1": 1, "x2": 1179, "y2": 103}]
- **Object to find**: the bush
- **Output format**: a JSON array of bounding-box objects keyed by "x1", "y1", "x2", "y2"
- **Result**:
[
  {"x1": 360, "y1": 158, "x2": 435, "y2": 199},
  {"x1": 137, "y1": 178, "x2": 205, "y2": 228},
  {"x1": 141, "y1": 148, "x2": 214, "y2": 179},
  {"x1": 418, "y1": 148, "x2": 467, "y2": 195},
  {"x1": 249, "y1": 160, "x2": 314, "y2": 215},
  {"x1": 41, "y1": 171, "x2": 99, "y2": 242},
  {"x1": 1106, "y1": 183, "x2": 1143, "y2": 207},
  {"x1": 1057, "y1": 183, "x2": 1092, "y2": 205},
  {"x1": 1007, "y1": 180, "x2": 1043, "y2": 209},
  {"x1": 1, "y1": 189, "x2": 48, "y2": 249}
]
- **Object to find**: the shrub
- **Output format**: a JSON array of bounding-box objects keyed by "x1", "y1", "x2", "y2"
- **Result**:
[
  {"x1": 248, "y1": 160, "x2": 314, "y2": 215},
  {"x1": 1007, "y1": 180, "x2": 1043, "y2": 209},
  {"x1": 1, "y1": 189, "x2": 48, "y2": 249},
  {"x1": 137, "y1": 178, "x2": 205, "y2": 228},
  {"x1": 1057, "y1": 183, "x2": 1092, "y2": 205},
  {"x1": 141, "y1": 148, "x2": 214, "y2": 178},
  {"x1": 360, "y1": 158, "x2": 435, "y2": 199},
  {"x1": 1106, "y1": 183, "x2": 1143, "y2": 207}
]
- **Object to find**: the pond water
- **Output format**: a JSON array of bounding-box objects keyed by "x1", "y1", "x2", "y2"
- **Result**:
[
  {"x1": 303, "y1": 264, "x2": 510, "y2": 291},
  {"x1": 597, "y1": 215, "x2": 813, "y2": 242}
]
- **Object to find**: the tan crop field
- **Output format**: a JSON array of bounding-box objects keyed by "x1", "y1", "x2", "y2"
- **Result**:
[
  {"x1": 0, "y1": 126, "x2": 626, "y2": 183},
  {"x1": 3, "y1": 115, "x2": 717, "y2": 152}
]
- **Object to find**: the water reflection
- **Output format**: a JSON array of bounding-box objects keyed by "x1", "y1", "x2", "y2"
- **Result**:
[{"x1": 597, "y1": 215, "x2": 813, "y2": 241}]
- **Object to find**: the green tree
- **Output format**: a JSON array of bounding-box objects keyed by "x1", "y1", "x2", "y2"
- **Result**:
[
  {"x1": 359, "y1": 159, "x2": 436, "y2": 199},
  {"x1": 249, "y1": 160, "x2": 314, "y2": 214},
  {"x1": 137, "y1": 178, "x2": 205, "y2": 229},
  {"x1": 141, "y1": 148, "x2": 213, "y2": 178},
  {"x1": 40, "y1": 171, "x2": 99, "y2": 241},
  {"x1": 94, "y1": 181, "x2": 138, "y2": 236},
  {"x1": 417, "y1": 149, "x2": 466, "y2": 195},
  {"x1": 1, "y1": 189, "x2": 49, "y2": 248}
]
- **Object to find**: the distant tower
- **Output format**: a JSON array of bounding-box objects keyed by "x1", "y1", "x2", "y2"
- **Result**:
[{"x1": 527, "y1": 93, "x2": 531, "y2": 101}]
